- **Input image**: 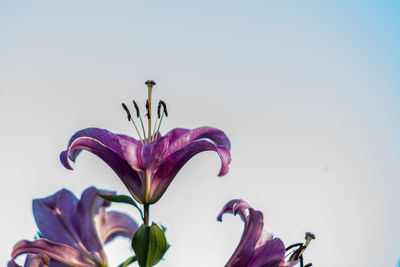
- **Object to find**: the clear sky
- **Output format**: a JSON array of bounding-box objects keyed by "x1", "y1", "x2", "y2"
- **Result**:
[{"x1": 1, "y1": 1, "x2": 400, "y2": 266}]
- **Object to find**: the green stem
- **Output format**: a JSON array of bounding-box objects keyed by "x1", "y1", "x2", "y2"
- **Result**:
[{"x1": 144, "y1": 203, "x2": 149, "y2": 226}]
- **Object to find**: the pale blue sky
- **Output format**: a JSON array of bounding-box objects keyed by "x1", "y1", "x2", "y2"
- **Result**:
[{"x1": 1, "y1": 1, "x2": 400, "y2": 266}]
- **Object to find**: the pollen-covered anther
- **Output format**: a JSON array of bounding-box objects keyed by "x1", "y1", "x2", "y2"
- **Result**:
[
  {"x1": 160, "y1": 100, "x2": 168, "y2": 117},
  {"x1": 157, "y1": 100, "x2": 168, "y2": 118},
  {"x1": 121, "y1": 103, "x2": 132, "y2": 121},
  {"x1": 132, "y1": 100, "x2": 141, "y2": 117},
  {"x1": 145, "y1": 100, "x2": 150, "y2": 119}
]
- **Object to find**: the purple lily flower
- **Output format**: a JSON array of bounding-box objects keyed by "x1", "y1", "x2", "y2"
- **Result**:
[
  {"x1": 60, "y1": 127, "x2": 231, "y2": 205},
  {"x1": 10, "y1": 187, "x2": 139, "y2": 267},
  {"x1": 218, "y1": 199, "x2": 298, "y2": 267},
  {"x1": 8, "y1": 254, "x2": 50, "y2": 267},
  {"x1": 60, "y1": 81, "x2": 231, "y2": 205}
]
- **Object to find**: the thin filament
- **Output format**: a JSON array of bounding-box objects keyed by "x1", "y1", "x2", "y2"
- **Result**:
[
  {"x1": 138, "y1": 116, "x2": 147, "y2": 143},
  {"x1": 130, "y1": 120, "x2": 144, "y2": 145},
  {"x1": 154, "y1": 111, "x2": 165, "y2": 140},
  {"x1": 152, "y1": 117, "x2": 158, "y2": 141}
]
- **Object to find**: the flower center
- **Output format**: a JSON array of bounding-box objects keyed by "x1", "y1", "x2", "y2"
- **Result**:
[{"x1": 121, "y1": 80, "x2": 168, "y2": 145}]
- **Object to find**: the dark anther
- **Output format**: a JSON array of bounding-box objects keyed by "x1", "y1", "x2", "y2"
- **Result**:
[
  {"x1": 160, "y1": 100, "x2": 168, "y2": 117},
  {"x1": 145, "y1": 80, "x2": 156, "y2": 86},
  {"x1": 304, "y1": 264, "x2": 312, "y2": 267},
  {"x1": 285, "y1": 243, "x2": 303, "y2": 251},
  {"x1": 132, "y1": 100, "x2": 140, "y2": 117},
  {"x1": 157, "y1": 101, "x2": 162, "y2": 118},
  {"x1": 121, "y1": 103, "x2": 132, "y2": 121},
  {"x1": 145, "y1": 100, "x2": 150, "y2": 119},
  {"x1": 157, "y1": 100, "x2": 168, "y2": 118}
]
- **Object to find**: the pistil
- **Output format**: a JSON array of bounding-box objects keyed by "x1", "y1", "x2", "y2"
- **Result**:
[{"x1": 145, "y1": 80, "x2": 156, "y2": 143}]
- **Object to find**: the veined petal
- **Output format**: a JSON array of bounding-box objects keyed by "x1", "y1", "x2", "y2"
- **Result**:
[
  {"x1": 60, "y1": 129, "x2": 144, "y2": 201},
  {"x1": 60, "y1": 128, "x2": 126, "y2": 170},
  {"x1": 76, "y1": 187, "x2": 111, "y2": 254},
  {"x1": 119, "y1": 135, "x2": 168, "y2": 172},
  {"x1": 249, "y1": 238, "x2": 286, "y2": 267},
  {"x1": 219, "y1": 199, "x2": 271, "y2": 267},
  {"x1": 11, "y1": 239, "x2": 94, "y2": 267},
  {"x1": 162, "y1": 128, "x2": 190, "y2": 146},
  {"x1": 217, "y1": 199, "x2": 250, "y2": 225},
  {"x1": 226, "y1": 209, "x2": 264, "y2": 267},
  {"x1": 164, "y1": 127, "x2": 231, "y2": 160},
  {"x1": 149, "y1": 139, "x2": 231, "y2": 203},
  {"x1": 116, "y1": 134, "x2": 141, "y2": 146},
  {"x1": 118, "y1": 137, "x2": 143, "y2": 171},
  {"x1": 97, "y1": 211, "x2": 140, "y2": 244},
  {"x1": 33, "y1": 189, "x2": 81, "y2": 249},
  {"x1": 24, "y1": 254, "x2": 50, "y2": 267},
  {"x1": 8, "y1": 254, "x2": 50, "y2": 267}
]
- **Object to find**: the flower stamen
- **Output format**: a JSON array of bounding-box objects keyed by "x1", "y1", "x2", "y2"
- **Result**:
[
  {"x1": 285, "y1": 232, "x2": 315, "y2": 266},
  {"x1": 133, "y1": 100, "x2": 147, "y2": 143},
  {"x1": 121, "y1": 103, "x2": 144, "y2": 145},
  {"x1": 154, "y1": 100, "x2": 168, "y2": 140}
]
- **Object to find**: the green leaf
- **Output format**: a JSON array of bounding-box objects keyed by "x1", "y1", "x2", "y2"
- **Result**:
[
  {"x1": 118, "y1": 256, "x2": 137, "y2": 267},
  {"x1": 98, "y1": 194, "x2": 143, "y2": 219},
  {"x1": 132, "y1": 223, "x2": 169, "y2": 267}
]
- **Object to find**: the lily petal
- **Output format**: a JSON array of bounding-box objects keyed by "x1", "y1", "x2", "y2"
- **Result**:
[
  {"x1": 8, "y1": 254, "x2": 50, "y2": 267},
  {"x1": 60, "y1": 128, "x2": 126, "y2": 169},
  {"x1": 11, "y1": 239, "x2": 94, "y2": 267},
  {"x1": 164, "y1": 127, "x2": 231, "y2": 160},
  {"x1": 60, "y1": 128, "x2": 143, "y2": 200},
  {"x1": 220, "y1": 203, "x2": 264, "y2": 267},
  {"x1": 162, "y1": 128, "x2": 190, "y2": 146},
  {"x1": 33, "y1": 189, "x2": 81, "y2": 250},
  {"x1": 150, "y1": 139, "x2": 231, "y2": 203},
  {"x1": 217, "y1": 199, "x2": 251, "y2": 224},
  {"x1": 248, "y1": 238, "x2": 286, "y2": 267},
  {"x1": 97, "y1": 211, "x2": 140, "y2": 244},
  {"x1": 119, "y1": 135, "x2": 168, "y2": 172},
  {"x1": 76, "y1": 187, "x2": 112, "y2": 253}
]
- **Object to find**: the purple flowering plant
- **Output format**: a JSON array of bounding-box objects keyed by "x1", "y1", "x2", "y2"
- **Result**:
[
  {"x1": 10, "y1": 187, "x2": 139, "y2": 266},
  {"x1": 9, "y1": 80, "x2": 314, "y2": 267},
  {"x1": 218, "y1": 199, "x2": 315, "y2": 267}
]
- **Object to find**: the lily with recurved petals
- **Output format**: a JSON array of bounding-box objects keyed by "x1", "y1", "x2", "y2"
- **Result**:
[
  {"x1": 60, "y1": 81, "x2": 231, "y2": 207},
  {"x1": 218, "y1": 199, "x2": 314, "y2": 267},
  {"x1": 10, "y1": 187, "x2": 139, "y2": 267}
]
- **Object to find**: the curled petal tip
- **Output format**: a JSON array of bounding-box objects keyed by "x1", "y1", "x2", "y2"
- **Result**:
[
  {"x1": 216, "y1": 147, "x2": 231, "y2": 177},
  {"x1": 60, "y1": 151, "x2": 73, "y2": 170}
]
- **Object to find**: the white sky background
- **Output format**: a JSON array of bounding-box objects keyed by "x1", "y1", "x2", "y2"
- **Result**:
[{"x1": 1, "y1": 1, "x2": 400, "y2": 266}]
